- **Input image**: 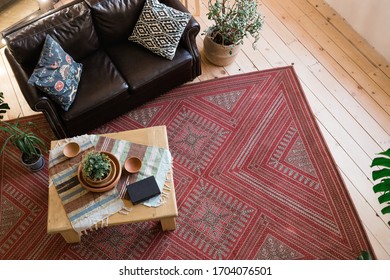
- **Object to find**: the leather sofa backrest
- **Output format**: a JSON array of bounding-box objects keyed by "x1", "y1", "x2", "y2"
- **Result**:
[
  {"x1": 86, "y1": 0, "x2": 146, "y2": 45},
  {"x1": 5, "y1": 2, "x2": 100, "y2": 67}
]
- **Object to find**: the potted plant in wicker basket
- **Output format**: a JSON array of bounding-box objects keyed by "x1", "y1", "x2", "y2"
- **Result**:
[
  {"x1": 81, "y1": 150, "x2": 115, "y2": 187},
  {"x1": 203, "y1": 0, "x2": 264, "y2": 66},
  {"x1": 0, "y1": 92, "x2": 46, "y2": 171}
]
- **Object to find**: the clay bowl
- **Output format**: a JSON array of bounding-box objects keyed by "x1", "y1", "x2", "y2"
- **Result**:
[
  {"x1": 63, "y1": 142, "x2": 80, "y2": 158},
  {"x1": 124, "y1": 157, "x2": 142, "y2": 173}
]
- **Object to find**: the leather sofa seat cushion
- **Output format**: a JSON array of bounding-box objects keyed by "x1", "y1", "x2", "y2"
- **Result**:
[
  {"x1": 6, "y1": 2, "x2": 99, "y2": 66},
  {"x1": 106, "y1": 42, "x2": 193, "y2": 93},
  {"x1": 60, "y1": 49, "x2": 128, "y2": 125},
  {"x1": 86, "y1": 0, "x2": 145, "y2": 45}
]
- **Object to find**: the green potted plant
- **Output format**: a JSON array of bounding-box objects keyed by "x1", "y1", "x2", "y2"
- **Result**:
[
  {"x1": 371, "y1": 148, "x2": 390, "y2": 226},
  {"x1": 203, "y1": 0, "x2": 264, "y2": 66},
  {"x1": 81, "y1": 150, "x2": 114, "y2": 186},
  {"x1": 0, "y1": 92, "x2": 46, "y2": 171}
]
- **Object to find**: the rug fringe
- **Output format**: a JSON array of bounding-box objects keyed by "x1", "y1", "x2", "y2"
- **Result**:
[
  {"x1": 79, "y1": 216, "x2": 110, "y2": 235},
  {"x1": 118, "y1": 207, "x2": 133, "y2": 215},
  {"x1": 159, "y1": 170, "x2": 173, "y2": 205}
]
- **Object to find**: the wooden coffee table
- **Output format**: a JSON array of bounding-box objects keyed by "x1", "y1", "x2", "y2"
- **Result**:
[{"x1": 47, "y1": 126, "x2": 177, "y2": 243}]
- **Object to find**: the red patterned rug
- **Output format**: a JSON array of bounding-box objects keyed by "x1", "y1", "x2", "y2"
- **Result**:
[{"x1": 0, "y1": 66, "x2": 374, "y2": 259}]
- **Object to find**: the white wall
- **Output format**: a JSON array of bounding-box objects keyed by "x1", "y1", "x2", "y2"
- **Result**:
[{"x1": 325, "y1": 0, "x2": 390, "y2": 63}]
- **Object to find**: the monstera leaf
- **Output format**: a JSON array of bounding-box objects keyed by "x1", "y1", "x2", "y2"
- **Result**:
[
  {"x1": 0, "y1": 92, "x2": 10, "y2": 119},
  {"x1": 371, "y1": 148, "x2": 390, "y2": 225},
  {"x1": 357, "y1": 251, "x2": 372, "y2": 260}
]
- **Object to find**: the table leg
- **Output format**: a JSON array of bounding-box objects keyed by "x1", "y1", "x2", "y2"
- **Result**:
[
  {"x1": 60, "y1": 229, "x2": 81, "y2": 243},
  {"x1": 160, "y1": 217, "x2": 176, "y2": 231}
]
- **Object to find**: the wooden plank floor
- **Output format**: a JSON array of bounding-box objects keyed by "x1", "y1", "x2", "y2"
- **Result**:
[
  {"x1": 1, "y1": 0, "x2": 389, "y2": 259},
  {"x1": 0, "y1": 0, "x2": 38, "y2": 33}
]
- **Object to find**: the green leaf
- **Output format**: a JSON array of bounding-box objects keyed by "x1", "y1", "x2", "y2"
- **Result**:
[
  {"x1": 0, "y1": 103, "x2": 10, "y2": 110},
  {"x1": 371, "y1": 157, "x2": 390, "y2": 168},
  {"x1": 378, "y1": 192, "x2": 390, "y2": 204},
  {"x1": 379, "y1": 149, "x2": 390, "y2": 157},
  {"x1": 0, "y1": 135, "x2": 13, "y2": 155},
  {"x1": 373, "y1": 180, "x2": 390, "y2": 193},
  {"x1": 372, "y1": 168, "x2": 390, "y2": 181},
  {"x1": 381, "y1": 205, "x2": 390, "y2": 215},
  {"x1": 29, "y1": 134, "x2": 46, "y2": 146},
  {"x1": 356, "y1": 251, "x2": 372, "y2": 260}
]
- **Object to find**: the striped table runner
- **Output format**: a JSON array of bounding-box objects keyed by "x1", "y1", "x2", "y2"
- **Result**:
[
  {"x1": 49, "y1": 134, "x2": 172, "y2": 232},
  {"x1": 91, "y1": 135, "x2": 172, "y2": 207}
]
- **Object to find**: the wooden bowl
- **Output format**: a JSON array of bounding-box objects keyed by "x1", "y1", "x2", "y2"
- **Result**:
[
  {"x1": 124, "y1": 157, "x2": 142, "y2": 173},
  {"x1": 63, "y1": 142, "x2": 80, "y2": 158}
]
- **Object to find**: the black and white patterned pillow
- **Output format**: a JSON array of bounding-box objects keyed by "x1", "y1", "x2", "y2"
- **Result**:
[{"x1": 128, "y1": 0, "x2": 191, "y2": 60}]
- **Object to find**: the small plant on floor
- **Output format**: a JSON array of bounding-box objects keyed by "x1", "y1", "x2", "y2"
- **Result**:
[
  {"x1": 0, "y1": 92, "x2": 46, "y2": 167},
  {"x1": 371, "y1": 148, "x2": 390, "y2": 226},
  {"x1": 82, "y1": 151, "x2": 111, "y2": 181},
  {"x1": 203, "y1": 0, "x2": 264, "y2": 66},
  {"x1": 205, "y1": 0, "x2": 264, "y2": 49}
]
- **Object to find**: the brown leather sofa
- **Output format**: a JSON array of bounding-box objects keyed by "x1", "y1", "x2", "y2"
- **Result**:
[{"x1": 2, "y1": 0, "x2": 201, "y2": 138}]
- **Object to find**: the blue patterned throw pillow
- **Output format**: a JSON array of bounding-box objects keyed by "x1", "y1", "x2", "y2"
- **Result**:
[
  {"x1": 28, "y1": 35, "x2": 83, "y2": 111},
  {"x1": 128, "y1": 0, "x2": 191, "y2": 60}
]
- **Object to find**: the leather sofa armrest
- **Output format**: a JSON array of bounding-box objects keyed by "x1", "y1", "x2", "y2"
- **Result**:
[
  {"x1": 5, "y1": 48, "x2": 42, "y2": 109},
  {"x1": 160, "y1": 0, "x2": 201, "y2": 78},
  {"x1": 4, "y1": 48, "x2": 68, "y2": 139},
  {"x1": 35, "y1": 98, "x2": 68, "y2": 139}
]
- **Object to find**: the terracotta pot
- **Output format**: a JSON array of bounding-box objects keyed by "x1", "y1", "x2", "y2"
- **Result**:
[
  {"x1": 77, "y1": 152, "x2": 122, "y2": 193},
  {"x1": 203, "y1": 35, "x2": 241, "y2": 66},
  {"x1": 83, "y1": 159, "x2": 116, "y2": 188},
  {"x1": 21, "y1": 147, "x2": 44, "y2": 172}
]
